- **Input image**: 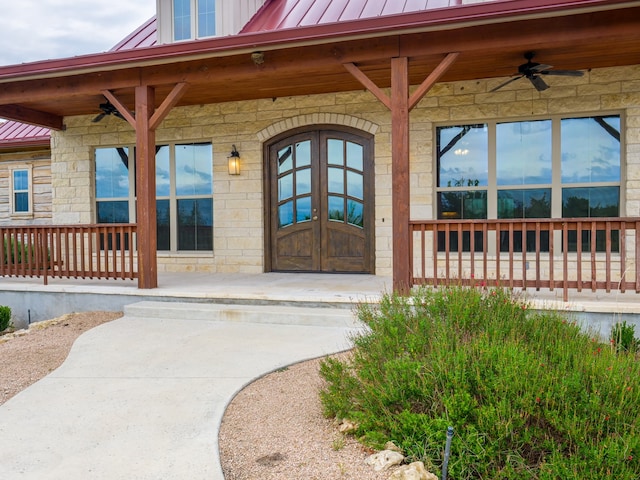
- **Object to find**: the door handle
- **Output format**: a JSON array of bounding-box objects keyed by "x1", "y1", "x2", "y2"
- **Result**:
[{"x1": 313, "y1": 216, "x2": 318, "y2": 221}]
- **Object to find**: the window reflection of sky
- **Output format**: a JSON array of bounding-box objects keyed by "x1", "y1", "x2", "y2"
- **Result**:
[
  {"x1": 176, "y1": 144, "x2": 213, "y2": 196},
  {"x1": 561, "y1": 116, "x2": 620, "y2": 183},
  {"x1": 497, "y1": 120, "x2": 552, "y2": 185},
  {"x1": 156, "y1": 146, "x2": 171, "y2": 197},
  {"x1": 95, "y1": 147, "x2": 129, "y2": 199},
  {"x1": 438, "y1": 125, "x2": 488, "y2": 187}
]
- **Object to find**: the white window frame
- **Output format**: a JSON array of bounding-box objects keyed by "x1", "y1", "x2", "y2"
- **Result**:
[
  {"x1": 9, "y1": 165, "x2": 33, "y2": 218},
  {"x1": 157, "y1": 0, "x2": 217, "y2": 43}
]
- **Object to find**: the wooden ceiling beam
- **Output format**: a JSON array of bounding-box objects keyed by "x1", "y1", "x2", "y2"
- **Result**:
[{"x1": 0, "y1": 104, "x2": 64, "y2": 130}]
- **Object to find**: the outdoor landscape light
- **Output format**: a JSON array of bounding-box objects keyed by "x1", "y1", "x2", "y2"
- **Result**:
[{"x1": 228, "y1": 145, "x2": 241, "y2": 175}]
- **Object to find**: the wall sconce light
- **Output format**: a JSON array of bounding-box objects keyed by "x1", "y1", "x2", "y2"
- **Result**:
[{"x1": 228, "y1": 145, "x2": 241, "y2": 175}]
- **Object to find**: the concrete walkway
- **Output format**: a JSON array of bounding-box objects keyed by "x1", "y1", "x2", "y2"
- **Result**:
[{"x1": 0, "y1": 302, "x2": 363, "y2": 480}]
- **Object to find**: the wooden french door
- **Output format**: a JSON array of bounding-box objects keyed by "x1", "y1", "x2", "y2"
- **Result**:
[{"x1": 267, "y1": 127, "x2": 374, "y2": 273}]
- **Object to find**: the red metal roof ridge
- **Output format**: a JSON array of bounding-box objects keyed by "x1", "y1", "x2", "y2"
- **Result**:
[{"x1": 0, "y1": 0, "x2": 635, "y2": 83}]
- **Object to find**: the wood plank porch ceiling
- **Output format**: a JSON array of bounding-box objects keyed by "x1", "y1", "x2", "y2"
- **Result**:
[{"x1": 0, "y1": 3, "x2": 638, "y2": 127}]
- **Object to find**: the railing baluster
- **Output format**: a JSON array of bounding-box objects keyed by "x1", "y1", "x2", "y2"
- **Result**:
[
  {"x1": 420, "y1": 224, "x2": 426, "y2": 284},
  {"x1": 562, "y1": 220, "x2": 569, "y2": 302},
  {"x1": 508, "y1": 222, "x2": 514, "y2": 290},
  {"x1": 521, "y1": 221, "x2": 527, "y2": 291},
  {"x1": 636, "y1": 221, "x2": 640, "y2": 293},
  {"x1": 445, "y1": 224, "x2": 450, "y2": 286},
  {"x1": 495, "y1": 222, "x2": 501, "y2": 287},
  {"x1": 432, "y1": 223, "x2": 438, "y2": 287},
  {"x1": 605, "y1": 221, "x2": 612, "y2": 293},
  {"x1": 577, "y1": 220, "x2": 583, "y2": 292},
  {"x1": 470, "y1": 222, "x2": 476, "y2": 282},
  {"x1": 591, "y1": 221, "x2": 597, "y2": 292},
  {"x1": 620, "y1": 221, "x2": 626, "y2": 293},
  {"x1": 483, "y1": 222, "x2": 488, "y2": 286}
]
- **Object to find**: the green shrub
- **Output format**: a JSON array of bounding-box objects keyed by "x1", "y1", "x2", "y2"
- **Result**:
[
  {"x1": 611, "y1": 321, "x2": 639, "y2": 353},
  {"x1": 3, "y1": 238, "x2": 34, "y2": 264},
  {"x1": 320, "y1": 287, "x2": 640, "y2": 479},
  {"x1": 0, "y1": 305, "x2": 11, "y2": 331}
]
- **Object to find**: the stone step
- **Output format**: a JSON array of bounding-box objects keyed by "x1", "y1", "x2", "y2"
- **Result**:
[{"x1": 123, "y1": 301, "x2": 361, "y2": 327}]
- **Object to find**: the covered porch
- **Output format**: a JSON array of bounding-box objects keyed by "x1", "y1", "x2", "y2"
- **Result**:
[{"x1": 0, "y1": 0, "x2": 639, "y2": 296}]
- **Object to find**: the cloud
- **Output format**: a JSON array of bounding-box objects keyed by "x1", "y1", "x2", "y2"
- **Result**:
[{"x1": 0, "y1": 0, "x2": 155, "y2": 66}]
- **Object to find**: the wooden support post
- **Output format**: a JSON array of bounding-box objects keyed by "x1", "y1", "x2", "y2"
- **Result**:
[
  {"x1": 135, "y1": 85, "x2": 158, "y2": 289},
  {"x1": 344, "y1": 55, "x2": 458, "y2": 294},
  {"x1": 391, "y1": 57, "x2": 411, "y2": 294}
]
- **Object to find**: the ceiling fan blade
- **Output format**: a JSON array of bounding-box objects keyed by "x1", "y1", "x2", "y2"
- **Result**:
[
  {"x1": 92, "y1": 113, "x2": 106, "y2": 123},
  {"x1": 490, "y1": 75, "x2": 522, "y2": 92},
  {"x1": 529, "y1": 63, "x2": 553, "y2": 73},
  {"x1": 529, "y1": 75, "x2": 549, "y2": 91},
  {"x1": 540, "y1": 69, "x2": 584, "y2": 77}
]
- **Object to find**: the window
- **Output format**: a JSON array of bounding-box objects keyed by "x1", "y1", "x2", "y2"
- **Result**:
[
  {"x1": 10, "y1": 166, "x2": 33, "y2": 216},
  {"x1": 173, "y1": 0, "x2": 215, "y2": 41},
  {"x1": 436, "y1": 114, "x2": 621, "y2": 252},
  {"x1": 157, "y1": 143, "x2": 213, "y2": 251},
  {"x1": 95, "y1": 142, "x2": 213, "y2": 252}
]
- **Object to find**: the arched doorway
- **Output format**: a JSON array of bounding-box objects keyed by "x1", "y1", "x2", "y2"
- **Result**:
[{"x1": 265, "y1": 126, "x2": 375, "y2": 273}]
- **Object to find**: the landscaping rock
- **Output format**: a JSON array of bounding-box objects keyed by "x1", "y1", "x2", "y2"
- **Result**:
[
  {"x1": 385, "y1": 441, "x2": 403, "y2": 453},
  {"x1": 364, "y1": 449, "x2": 405, "y2": 471},
  {"x1": 388, "y1": 461, "x2": 438, "y2": 480},
  {"x1": 338, "y1": 418, "x2": 359, "y2": 433}
]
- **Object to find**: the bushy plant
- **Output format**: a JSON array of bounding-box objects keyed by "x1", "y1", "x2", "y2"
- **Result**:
[
  {"x1": 320, "y1": 287, "x2": 640, "y2": 479},
  {"x1": 0, "y1": 305, "x2": 11, "y2": 332},
  {"x1": 611, "y1": 321, "x2": 639, "y2": 353}
]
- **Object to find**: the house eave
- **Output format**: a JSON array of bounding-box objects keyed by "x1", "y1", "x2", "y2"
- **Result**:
[{"x1": 0, "y1": 0, "x2": 636, "y2": 84}]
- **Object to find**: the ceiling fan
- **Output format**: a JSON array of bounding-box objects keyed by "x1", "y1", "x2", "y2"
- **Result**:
[
  {"x1": 92, "y1": 100, "x2": 130, "y2": 123},
  {"x1": 490, "y1": 52, "x2": 584, "y2": 92}
]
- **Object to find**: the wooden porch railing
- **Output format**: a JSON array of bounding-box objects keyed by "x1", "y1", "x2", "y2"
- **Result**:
[
  {"x1": 0, "y1": 224, "x2": 138, "y2": 284},
  {"x1": 410, "y1": 218, "x2": 640, "y2": 301}
]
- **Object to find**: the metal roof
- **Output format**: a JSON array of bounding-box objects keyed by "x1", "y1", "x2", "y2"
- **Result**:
[
  {"x1": 242, "y1": 0, "x2": 464, "y2": 31},
  {"x1": 0, "y1": 120, "x2": 50, "y2": 149},
  {"x1": 110, "y1": 16, "x2": 158, "y2": 51}
]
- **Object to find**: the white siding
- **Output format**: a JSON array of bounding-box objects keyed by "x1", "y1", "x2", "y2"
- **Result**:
[{"x1": 156, "y1": 0, "x2": 267, "y2": 44}]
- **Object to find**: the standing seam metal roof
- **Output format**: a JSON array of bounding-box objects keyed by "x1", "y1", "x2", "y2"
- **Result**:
[
  {"x1": 0, "y1": 121, "x2": 50, "y2": 148},
  {"x1": 242, "y1": 0, "x2": 464, "y2": 32}
]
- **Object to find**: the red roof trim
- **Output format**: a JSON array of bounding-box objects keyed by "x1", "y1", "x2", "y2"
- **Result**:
[{"x1": 0, "y1": 0, "x2": 633, "y2": 82}]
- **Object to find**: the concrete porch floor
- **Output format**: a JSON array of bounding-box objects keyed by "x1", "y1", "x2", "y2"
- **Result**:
[{"x1": 0, "y1": 271, "x2": 638, "y2": 330}]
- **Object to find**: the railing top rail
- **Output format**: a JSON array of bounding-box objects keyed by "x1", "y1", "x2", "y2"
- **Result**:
[
  {"x1": 411, "y1": 217, "x2": 640, "y2": 226},
  {"x1": 0, "y1": 224, "x2": 137, "y2": 230}
]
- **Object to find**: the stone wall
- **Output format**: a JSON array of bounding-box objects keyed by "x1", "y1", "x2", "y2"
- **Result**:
[{"x1": 50, "y1": 64, "x2": 640, "y2": 275}]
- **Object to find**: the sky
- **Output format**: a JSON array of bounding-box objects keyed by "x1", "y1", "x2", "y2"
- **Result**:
[{"x1": 0, "y1": 1, "x2": 156, "y2": 67}]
